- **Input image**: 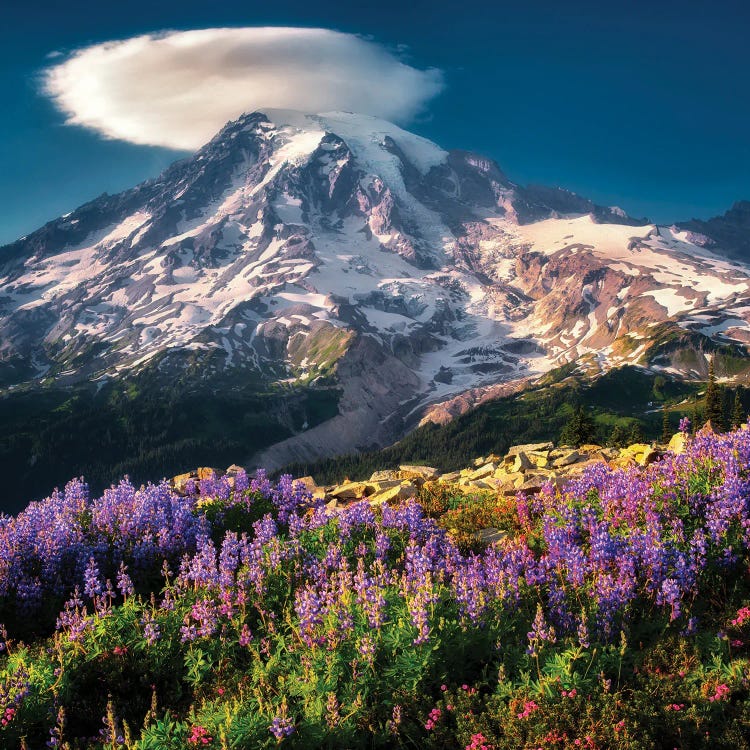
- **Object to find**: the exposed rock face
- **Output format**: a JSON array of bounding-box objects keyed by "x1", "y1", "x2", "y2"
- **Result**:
[
  {"x1": 174, "y1": 432, "x2": 694, "y2": 513},
  {"x1": 3, "y1": 109, "x2": 750, "y2": 468},
  {"x1": 677, "y1": 201, "x2": 750, "y2": 262}
]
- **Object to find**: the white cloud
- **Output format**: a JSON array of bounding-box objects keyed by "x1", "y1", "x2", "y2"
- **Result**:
[{"x1": 43, "y1": 27, "x2": 444, "y2": 151}]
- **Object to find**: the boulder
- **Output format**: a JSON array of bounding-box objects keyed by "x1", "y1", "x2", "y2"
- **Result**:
[
  {"x1": 329, "y1": 482, "x2": 373, "y2": 501},
  {"x1": 566, "y1": 458, "x2": 607, "y2": 474},
  {"x1": 578, "y1": 444, "x2": 604, "y2": 454},
  {"x1": 437, "y1": 471, "x2": 462, "y2": 483},
  {"x1": 172, "y1": 471, "x2": 197, "y2": 495},
  {"x1": 667, "y1": 431, "x2": 688, "y2": 455},
  {"x1": 369, "y1": 482, "x2": 418, "y2": 506},
  {"x1": 506, "y1": 441, "x2": 554, "y2": 456},
  {"x1": 619, "y1": 443, "x2": 660, "y2": 466},
  {"x1": 371, "y1": 479, "x2": 403, "y2": 491},
  {"x1": 518, "y1": 476, "x2": 547, "y2": 494},
  {"x1": 508, "y1": 452, "x2": 533, "y2": 472},
  {"x1": 527, "y1": 450, "x2": 550, "y2": 467},
  {"x1": 551, "y1": 450, "x2": 580, "y2": 468},
  {"x1": 474, "y1": 528, "x2": 507, "y2": 545},
  {"x1": 494, "y1": 469, "x2": 524, "y2": 485},
  {"x1": 370, "y1": 469, "x2": 400, "y2": 482},
  {"x1": 295, "y1": 475, "x2": 326, "y2": 499},
  {"x1": 197, "y1": 467, "x2": 217, "y2": 480},
  {"x1": 399, "y1": 465, "x2": 440, "y2": 481},
  {"x1": 469, "y1": 462, "x2": 497, "y2": 480},
  {"x1": 294, "y1": 476, "x2": 318, "y2": 491},
  {"x1": 469, "y1": 478, "x2": 504, "y2": 491}
]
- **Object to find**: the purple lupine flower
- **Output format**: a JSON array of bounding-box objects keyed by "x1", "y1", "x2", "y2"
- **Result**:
[
  {"x1": 116, "y1": 563, "x2": 134, "y2": 598},
  {"x1": 269, "y1": 715, "x2": 295, "y2": 739}
]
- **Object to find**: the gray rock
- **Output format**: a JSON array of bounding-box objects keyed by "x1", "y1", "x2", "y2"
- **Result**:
[{"x1": 475, "y1": 528, "x2": 507, "y2": 545}]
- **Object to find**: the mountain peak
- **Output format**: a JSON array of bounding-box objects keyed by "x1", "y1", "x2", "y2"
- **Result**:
[{"x1": 2, "y1": 114, "x2": 750, "y2": 474}]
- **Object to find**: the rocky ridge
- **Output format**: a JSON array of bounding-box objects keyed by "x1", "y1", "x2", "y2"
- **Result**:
[{"x1": 172, "y1": 429, "x2": 693, "y2": 513}]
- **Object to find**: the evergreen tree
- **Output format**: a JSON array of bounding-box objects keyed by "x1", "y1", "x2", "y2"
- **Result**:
[
  {"x1": 691, "y1": 402, "x2": 703, "y2": 436},
  {"x1": 607, "y1": 422, "x2": 629, "y2": 449},
  {"x1": 627, "y1": 421, "x2": 645, "y2": 445},
  {"x1": 705, "y1": 357, "x2": 725, "y2": 431},
  {"x1": 661, "y1": 405, "x2": 671, "y2": 443},
  {"x1": 732, "y1": 388, "x2": 745, "y2": 430},
  {"x1": 559, "y1": 405, "x2": 596, "y2": 447}
]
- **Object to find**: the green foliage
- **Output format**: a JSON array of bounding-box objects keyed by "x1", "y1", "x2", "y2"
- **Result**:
[
  {"x1": 732, "y1": 388, "x2": 745, "y2": 429},
  {"x1": 706, "y1": 358, "x2": 726, "y2": 431},
  {"x1": 0, "y1": 375, "x2": 339, "y2": 514},
  {"x1": 5, "y1": 441, "x2": 750, "y2": 748},
  {"x1": 559, "y1": 405, "x2": 596, "y2": 447},
  {"x1": 288, "y1": 367, "x2": 696, "y2": 486}
]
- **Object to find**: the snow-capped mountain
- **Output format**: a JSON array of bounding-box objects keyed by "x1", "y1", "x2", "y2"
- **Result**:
[{"x1": 2, "y1": 110, "x2": 750, "y2": 468}]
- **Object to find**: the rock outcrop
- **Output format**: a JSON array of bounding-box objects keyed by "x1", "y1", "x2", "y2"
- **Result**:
[{"x1": 173, "y1": 431, "x2": 700, "y2": 509}]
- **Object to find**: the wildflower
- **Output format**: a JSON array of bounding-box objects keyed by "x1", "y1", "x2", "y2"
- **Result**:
[
  {"x1": 141, "y1": 615, "x2": 161, "y2": 645},
  {"x1": 187, "y1": 724, "x2": 213, "y2": 746},
  {"x1": 386, "y1": 705, "x2": 402, "y2": 735},
  {"x1": 527, "y1": 604, "x2": 556, "y2": 656},
  {"x1": 517, "y1": 700, "x2": 538, "y2": 719},
  {"x1": 466, "y1": 732, "x2": 493, "y2": 750},
  {"x1": 709, "y1": 683, "x2": 730, "y2": 702},
  {"x1": 731, "y1": 606, "x2": 750, "y2": 628},
  {"x1": 238, "y1": 623, "x2": 252, "y2": 647},
  {"x1": 424, "y1": 707, "x2": 442, "y2": 730},
  {"x1": 325, "y1": 693, "x2": 340, "y2": 728},
  {"x1": 269, "y1": 715, "x2": 295, "y2": 739}
]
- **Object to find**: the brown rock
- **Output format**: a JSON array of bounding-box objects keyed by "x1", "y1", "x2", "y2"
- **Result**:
[
  {"x1": 371, "y1": 479, "x2": 403, "y2": 491},
  {"x1": 399, "y1": 481, "x2": 418, "y2": 496},
  {"x1": 527, "y1": 450, "x2": 550, "y2": 467},
  {"x1": 438, "y1": 471, "x2": 462, "y2": 483},
  {"x1": 506, "y1": 441, "x2": 554, "y2": 456},
  {"x1": 469, "y1": 462, "x2": 497, "y2": 480},
  {"x1": 566, "y1": 458, "x2": 607, "y2": 474},
  {"x1": 369, "y1": 482, "x2": 418, "y2": 505},
  {"x1": 578, "y1": 444, "x2": 603, "y2": 453},
  {"x1": 197, "y1": 467, "x2": 217, "y2": 480},
  {"x1": 551, "y1": 450, "x2": 580, "y2": 468},
  {"x1": 294, "y1": 476, "x2": 318, "y2": 492},
  {"x1": 508, "y1": 452, "x2": 533, "y2": 472},
  {"x1": 172, "y1": 471, "x2": 197, "y2": 495},
  {"x1": 370, "y1": 469, "x2": 400, "y2": 482},
  {"x1": 469, "y1": 478, "x2": 504, "y2": 491},
  {"x1": 330, "y1": 482, "x2": 373, "y2": 501},
  {"x1": 494, "y1": 468, "x2": 524, "y2": 483},
  {"x1": 517, "y1": 478, "x2": 544, "y2": 494},
  {"x1": 399, "y1": 465, "x2": 440, "y2": 481},
  {"x1": 619, "y1": 443, "x2": 661, "y2": 466}
]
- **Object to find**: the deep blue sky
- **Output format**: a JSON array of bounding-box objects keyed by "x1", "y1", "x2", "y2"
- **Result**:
[{"x1": 1, "y1": 0, "x2": 749, "y2": 245}]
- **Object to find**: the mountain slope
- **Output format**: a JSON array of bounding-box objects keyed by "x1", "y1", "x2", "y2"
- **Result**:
[{"x1": 1, "y1": 109, "x2": 750, "y2": 495}]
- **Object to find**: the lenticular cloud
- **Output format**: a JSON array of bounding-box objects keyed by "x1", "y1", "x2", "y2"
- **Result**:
[{"x1": 43, "y1": 27, "x2": 444, "y2": 151}]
